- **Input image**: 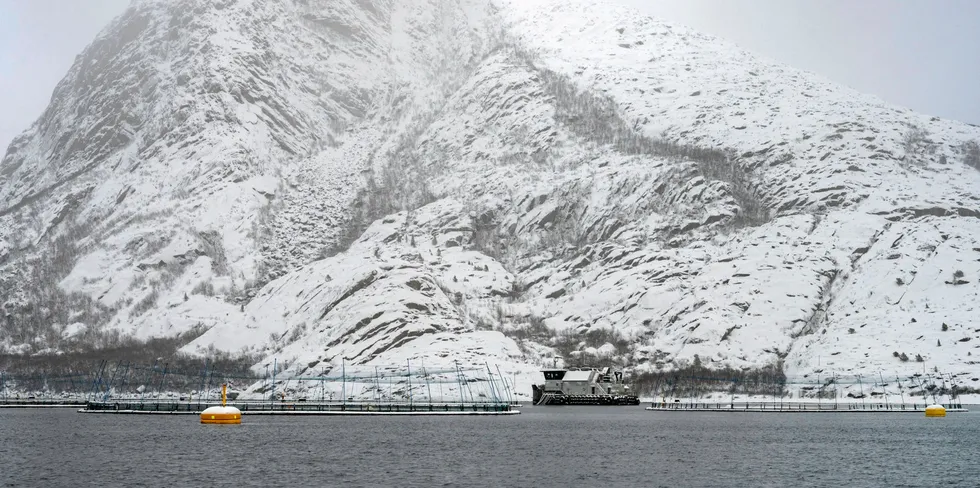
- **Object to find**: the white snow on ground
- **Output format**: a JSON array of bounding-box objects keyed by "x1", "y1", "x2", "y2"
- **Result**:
[{"x1": 1, "y1": 0, "x2": 979, "y2": 395}]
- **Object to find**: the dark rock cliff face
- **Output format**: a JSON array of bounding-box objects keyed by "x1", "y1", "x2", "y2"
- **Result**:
[{"x1": 2, "y1": 0, "x2": 979, "y2": 394}]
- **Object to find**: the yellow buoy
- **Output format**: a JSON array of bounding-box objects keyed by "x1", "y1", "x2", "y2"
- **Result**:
[
  {"x1": 201, "y1": 384, "x2": 242, "y2": 425},
  {"x1": 925, "y1": 404, "x2": 946, "y2": 418}
]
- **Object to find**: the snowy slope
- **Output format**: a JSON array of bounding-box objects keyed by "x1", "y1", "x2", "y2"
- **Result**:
[
  {"x1": 2, "y1": 0, "x2": 979, "y2": 394},
  {"x1": 1, "y1": 0, "x2": 497, "y2": 341},
  {"x1": 481, "y1": 0, "x2": 980, "y2": 384}
]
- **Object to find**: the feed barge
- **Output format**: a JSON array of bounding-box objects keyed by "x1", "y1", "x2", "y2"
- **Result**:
[{"x1": 532, "y1": 367, "x2": 639, "y2": 406}]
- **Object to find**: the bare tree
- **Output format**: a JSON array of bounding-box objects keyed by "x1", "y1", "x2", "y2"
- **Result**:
[
  {"x1": 962, "y1": 140, "x2": 980, "y2": 170},
  {"x1": 900, "y1": 124, "x2": 936, "y2": 168}
]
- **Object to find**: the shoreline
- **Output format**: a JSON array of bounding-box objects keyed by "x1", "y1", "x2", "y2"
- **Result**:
[
  {"x1": 77, "y1": 408, "x2": 521, "y2": 416},
  {"x1": 639, "y1": 393, "x2": 980, "y2": 405}
]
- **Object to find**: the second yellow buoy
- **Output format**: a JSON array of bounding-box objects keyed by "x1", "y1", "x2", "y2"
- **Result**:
[{"x1": 925, "y1": 404, "x2": 946, "y2": 418}]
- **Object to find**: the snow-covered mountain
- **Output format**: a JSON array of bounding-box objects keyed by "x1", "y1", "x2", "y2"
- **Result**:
[{"x1": 2, "y1": 0, "x2": 979, "y2": 396}]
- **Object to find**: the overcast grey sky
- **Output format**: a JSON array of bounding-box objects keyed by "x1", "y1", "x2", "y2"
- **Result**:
[
  {"x1": 627, "y1": 0, "x2": 980, "y2": 126},
  {"x1": 1, "y1": 0, "x2": 978, "y2": 153},
  {"x1": 0, "y1": 0, "x2": 129, "y2": 151}
]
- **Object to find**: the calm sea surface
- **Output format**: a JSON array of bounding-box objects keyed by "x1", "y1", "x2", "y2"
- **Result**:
[{"x1": 1, "y1": 406, "x2": 977, "y2": 487}]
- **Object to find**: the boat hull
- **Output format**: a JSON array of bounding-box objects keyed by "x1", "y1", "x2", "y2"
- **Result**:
[{"x1": 533, "y1": 385, "x2": 639, "y2": 406}]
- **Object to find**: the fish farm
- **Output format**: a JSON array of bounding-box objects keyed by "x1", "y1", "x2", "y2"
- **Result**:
[
  {"x1": 2, "y1": 358, "x2": 521, "y2": 416},
  {"x1": 646, "y1": 370, "x2": 971, "y2": 413}
]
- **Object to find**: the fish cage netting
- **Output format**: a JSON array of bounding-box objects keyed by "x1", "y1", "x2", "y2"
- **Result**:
[{"x1": 1, "y1": 359, "x2": 518, "y2": 405}]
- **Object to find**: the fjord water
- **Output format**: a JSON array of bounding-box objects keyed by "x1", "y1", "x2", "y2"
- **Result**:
[{"x1": 1, "y1": 407, "x2": 976, "y2": 487}]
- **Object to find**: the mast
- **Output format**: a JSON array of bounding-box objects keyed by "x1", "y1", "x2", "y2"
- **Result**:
[
  {"x1": 947, "y1": 373, "x2": 959, "y2": 407},
  {"x1": 454, "y1": 360, "x2": 466, "y2": 404},
  {"x1": 103, "y1": 360, "x2": 122, "y2": 402},
  {"x1": 896, "y1": 375, "x2": 905, "y2": 408},
  {"x1": 118, "y1": 362, "x2": 131, "y2": 398},
  {"x1": 422, "y1": 360, "x2": 433, "y2": 404},
  {"x1": 271, "y1": 358, "x2": 277, "y2": 403},
  {"x1": 485, "y1": 363, "x2": 500, "y2": 404},
  {"x1": 89, "y1": 360, "x2": 104, "y2": 402},
  {"x1": 141, "y1": 360, "x2": 157, "y2": 403},
  {"x1": 879, "y1": 372, "x2": 889, "y2": 410},
  {"x1": 833, "y1": 372, "x2": 838, "y2": 410},
  {"x1": 496, "y1": 365, "x2": 514, "y2": 405},
  {"x1": 939, "y1": 373, "x2": 948, "y2": 406},
  {"x1": 817, "y1": 356, "x2": 821, "y2": 408},
  {"x1": 406, "y1": 359, "x2": 413, "y2": 406}
]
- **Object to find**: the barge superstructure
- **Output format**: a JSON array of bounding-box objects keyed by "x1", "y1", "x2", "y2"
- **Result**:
[{"x1": 532, "y1": 367, "x2": 639, "y2": 406}]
